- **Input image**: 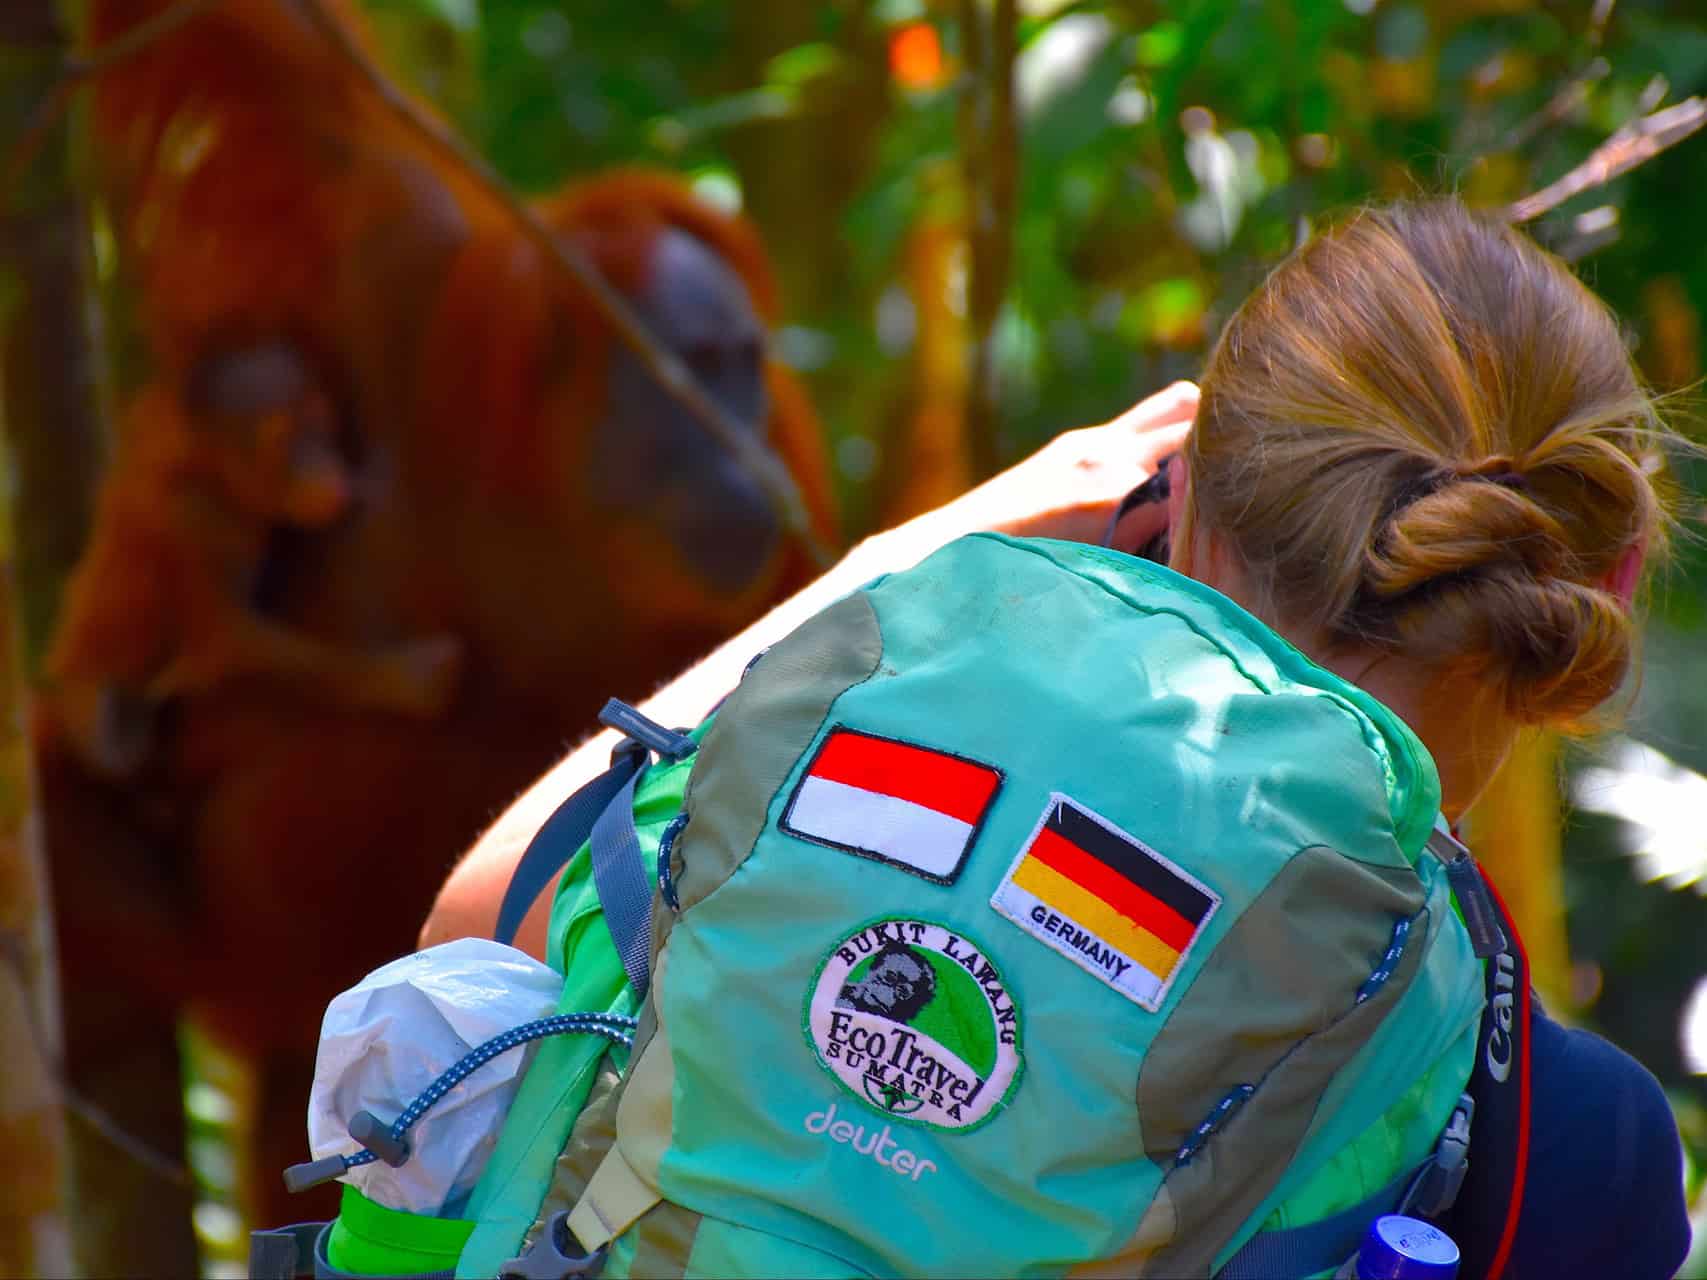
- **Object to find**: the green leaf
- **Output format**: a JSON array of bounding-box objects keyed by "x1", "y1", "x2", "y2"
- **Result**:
[
  {"x1": 1136, "y1": 20, "x2": 1184, "y2": 68},
  {"x1": 765, "y1": 42, "x2": 844, "y2": 89}
]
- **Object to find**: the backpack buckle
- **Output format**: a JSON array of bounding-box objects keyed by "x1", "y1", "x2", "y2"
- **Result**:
[
  {"x1": 247, "y1": 1222, "x2": 326, "y2": 1280},
  {"x1": 1404, "y1": 1092, "x2": 1475, "y2": 1217},
  {"x1": 1425, "y1": 830, "x2": 1507, "y2": 958},
  {"x1": 598, "y1": 699, "x2": 696, "y2": 762},
  {"x1": 499, "y1": 1210, "x2": 607, "y2": 1278}
]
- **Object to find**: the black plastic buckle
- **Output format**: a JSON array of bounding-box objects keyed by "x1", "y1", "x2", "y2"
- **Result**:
[
  {"x1": 1406, "y1": 1092, "x2": 1475, "y2": 1217},
  {"x1": 499, "y1": 1211, "x2": 607, "y2": 1278},
  {"x1": 247, "y1": 1222, "x2": 326, "y2": 1280},
  {"x1": 1425, "y1": 830, "x2": 1508, "y2": 959},
  {"x1": 598, "y1": 699, "x2": 696, "y2": 762}
]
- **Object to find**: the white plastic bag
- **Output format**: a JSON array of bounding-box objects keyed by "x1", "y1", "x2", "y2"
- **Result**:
[{"x1": 306, "y1": 937, "x2": 562, "y2": 1215}]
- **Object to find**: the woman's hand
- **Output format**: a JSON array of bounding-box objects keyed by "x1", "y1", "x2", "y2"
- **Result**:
[{"x1": 867, "y1": 380, "x2": 1197, "y2": 562}]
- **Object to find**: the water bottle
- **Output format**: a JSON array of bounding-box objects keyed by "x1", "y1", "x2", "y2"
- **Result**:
[{"x1": 1334, "y1": 1215, "x2": 1460, "y2": 1279}]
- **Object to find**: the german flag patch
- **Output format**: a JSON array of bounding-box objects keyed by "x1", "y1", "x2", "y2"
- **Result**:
[{"x1": 991, "y1": 794, "x2": 1219, "y2": 1011}]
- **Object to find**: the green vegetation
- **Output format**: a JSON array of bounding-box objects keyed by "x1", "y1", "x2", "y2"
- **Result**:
[{"x1": 408, "y1": 0, "x2": 1707, "y2": 1256}]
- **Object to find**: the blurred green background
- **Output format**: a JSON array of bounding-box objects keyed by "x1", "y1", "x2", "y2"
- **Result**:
[{"x1": 12, "y1": 0, "x2": 1707, "y2": 1273}]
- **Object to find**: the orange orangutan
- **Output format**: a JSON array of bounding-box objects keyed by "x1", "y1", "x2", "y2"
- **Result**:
[
  {"x1": 38, "y1": 0, "x2": 837, "y2": 1269},
  {"x1": 44, "y1": 345, "x2": 465, "y2": 777}
]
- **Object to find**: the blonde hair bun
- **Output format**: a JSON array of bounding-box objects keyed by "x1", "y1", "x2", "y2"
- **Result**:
[{"x1": 1187, "y1": 199, "x2": 1665, "y2": 726}]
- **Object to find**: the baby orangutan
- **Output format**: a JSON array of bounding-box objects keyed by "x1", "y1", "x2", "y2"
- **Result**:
[{"x1": 44, "y1": 339, "x2": 463, "y2": 776}]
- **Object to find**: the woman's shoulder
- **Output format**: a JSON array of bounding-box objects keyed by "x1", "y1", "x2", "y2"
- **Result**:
[{"x1": 1514, "y1": 1006, "x2": 1692, "y2": 1278}]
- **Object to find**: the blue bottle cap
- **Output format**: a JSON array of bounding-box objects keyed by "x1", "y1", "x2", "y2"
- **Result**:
[{"x1": 1356, "y1": 1215, "x2": 1460, "y2": 1279}]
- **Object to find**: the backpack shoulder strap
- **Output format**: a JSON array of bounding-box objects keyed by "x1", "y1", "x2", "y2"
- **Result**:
[
  {"x1": 1220, "y1": 828, "x2": 1529, "y2": 1280},
  {"x1": 493, "y1": 701, "x2": 696, "y2": 979},
  {"x1": 1437, "y1": 861, "x2": 1533, "y2": 1280},
  {"x1": 493, "y1": 746, "x2": 646, "y2": 950}
]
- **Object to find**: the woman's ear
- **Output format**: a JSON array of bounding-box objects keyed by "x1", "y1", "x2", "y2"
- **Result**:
[{"x1": 1166, "y1": 454, "x2": 1241, "y2": 595}]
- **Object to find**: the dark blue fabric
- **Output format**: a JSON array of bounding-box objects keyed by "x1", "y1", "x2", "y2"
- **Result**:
[
  {"x1": 1215, "y1": 1165, "x2": 1418, "y2": 1277},
  {"x1": 1215, "y1": 1004, "x2": 1691, "y2": 1280},
  {"x1": 1508, "y1": 1009, "x2": 1691, "y2": 1279}
]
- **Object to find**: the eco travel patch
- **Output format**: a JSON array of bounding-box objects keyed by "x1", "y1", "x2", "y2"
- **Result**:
[
  {"x1": 780, "y1": 727, "x2": 1003, "y2": 883},
  {"x1": 805, "y1": 918, "x2": 1022, "y2": 1132},
  {"x1": 991, "y1": 794, "x2": 1219, "y2": 1012}
]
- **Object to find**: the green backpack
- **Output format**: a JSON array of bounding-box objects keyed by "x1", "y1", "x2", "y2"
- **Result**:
[{"x1": 288, "y1": 533, "x2": 1511, "y2": 1279}]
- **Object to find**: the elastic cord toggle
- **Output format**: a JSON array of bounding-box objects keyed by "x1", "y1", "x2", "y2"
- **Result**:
[{"x1": 283, "y1": 1011, "x2": 638, "y2": 1194}]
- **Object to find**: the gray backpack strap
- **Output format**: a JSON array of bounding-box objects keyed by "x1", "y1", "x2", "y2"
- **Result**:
[
  {"x1": 494, "y1": 747, "x2": 646, "y2": 948},
  {"x1": 493, "y1": 699, "x2": 696, "y2": 952},
  {"x1": 248, "y1": 1223, "x2": 325, "y2": 1280},
  {"x1": 306, "y1": 1221, "x2": 451, "y2": 1279},
  {"x1": 251, "y1": 1222, "x2": 453, "y2": 1280},
  {"x1": 589, "y1": 764, "x2": 653, "y2": 999}
]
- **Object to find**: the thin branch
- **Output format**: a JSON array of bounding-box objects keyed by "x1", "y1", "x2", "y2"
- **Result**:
[
  {"x1": 0, "y1": 929, "x2": 191, "y2": 1187},
  {"x1": 1475, "y1": 3, "x2": 1614, "y2": 169},
  {"x1": 958, "y1": 0, "x2": 1019, "y2": 482},
  {"x1": 1499, "y1": 56, "x2": 1608, "y2": 153},
  {"x1": 1552, "y1": 205, "x2": 1623, "y2": 262},
  {"x1": 293, "y1": 0, "x2": 833, "y2": 567},
  {"x1": 65, "y1": 0, "x2": 221, "y2": 78},
  {"x1": 1588, "y1": 0, "x2": 1617, "y2": 50},
  {"x1": 1505, "y1": 96, "x2": 1707, "y2": 224},
  {"x1": 5, "y1": 0, "x2": 222, "y2": 198}
]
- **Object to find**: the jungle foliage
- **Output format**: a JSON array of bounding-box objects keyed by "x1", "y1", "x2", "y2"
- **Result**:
[
  {"x1": 394, "y1": 0, "x2": 1707, "y2": 1254},
  {"x1": 8, "y1": 0, "x2": 1706, "y2": 1272}
]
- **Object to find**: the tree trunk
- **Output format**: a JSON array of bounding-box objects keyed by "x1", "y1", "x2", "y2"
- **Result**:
[
  {"x1": 0, "y1": 3, "x2": 102, "y2": 665},
  {"x1": 0, "y1": 631, "x2": 72, "y2": 1276},
  {"x1": 957, "y1": 0, "x2": 1018, "y2": 482},
  {"x1": 1, "y1": 4, "x2": 190, "y2": 1277},
  {"x1": 0, "y1": 812, "x2": 73, "y2": 1278},
  {"x1": 718, "y1": 0, "x2": 893, "y2": 327},
  {"x1": 0, "y1": 6, "x2": 83, "y2": 1270}
]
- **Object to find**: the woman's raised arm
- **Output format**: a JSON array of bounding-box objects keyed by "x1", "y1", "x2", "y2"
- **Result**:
[{"x1": 417, "y1": 381, "x2": 1197, "y2": 959}]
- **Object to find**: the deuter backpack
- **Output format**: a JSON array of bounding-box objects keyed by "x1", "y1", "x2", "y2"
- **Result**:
[{"x1": 264, "y1": 533, "x2": 1532, "y2": 1280}]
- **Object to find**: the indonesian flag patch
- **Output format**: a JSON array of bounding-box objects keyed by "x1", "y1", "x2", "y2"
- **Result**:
[
  {"x1": 991, "y1": 794, "x2": 1219, "y2": 1011},
  {"x1": 780, "y1": 727, "x2": 1004, "y2": 884}
]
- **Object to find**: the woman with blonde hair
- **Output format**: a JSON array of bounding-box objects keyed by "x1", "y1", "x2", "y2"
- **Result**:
[{"x1": 422, "y1": 199, "x2": 1689, "y2": 1277}]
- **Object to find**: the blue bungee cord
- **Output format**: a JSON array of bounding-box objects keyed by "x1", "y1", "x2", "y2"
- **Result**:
[{"x1": 284, "y1": 1010, "x2": 638, "y2": 1193}]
